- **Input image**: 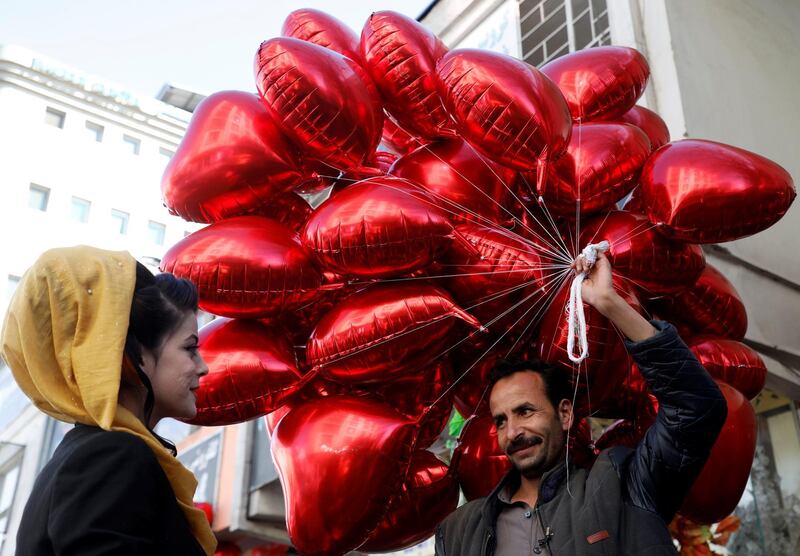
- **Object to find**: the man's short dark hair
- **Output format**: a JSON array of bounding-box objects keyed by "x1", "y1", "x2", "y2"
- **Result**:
[{"x1": 488, "y1": 358, "x2": 572, "y2": 410}]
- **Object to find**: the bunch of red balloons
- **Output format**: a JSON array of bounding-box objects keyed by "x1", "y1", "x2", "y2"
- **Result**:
[{"x1": 159, "y1": 8, "x2": 795, "y2": 555}]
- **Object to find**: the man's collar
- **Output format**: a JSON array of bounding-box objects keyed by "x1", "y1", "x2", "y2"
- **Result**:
[{"x1": 481, "y1": 459, "x2": 569, "y2": 521}]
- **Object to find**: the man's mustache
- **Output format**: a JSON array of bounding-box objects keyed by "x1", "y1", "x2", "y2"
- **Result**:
[{"x1": 507, "y1": 435, "x2": 543, "y2": 455}]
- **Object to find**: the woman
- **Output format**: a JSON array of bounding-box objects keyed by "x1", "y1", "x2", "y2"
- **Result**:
[{"x1": 1, "y1": 246, "x2": 217, "y2": 555}]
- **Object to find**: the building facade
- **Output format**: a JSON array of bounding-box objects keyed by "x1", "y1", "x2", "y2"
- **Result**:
[
  {"x1": 420, "y1": 0, "x2": 800, "y2": 552},
  {"x1": 0, "y1": 44, "x2": 295, "y2": 556}
]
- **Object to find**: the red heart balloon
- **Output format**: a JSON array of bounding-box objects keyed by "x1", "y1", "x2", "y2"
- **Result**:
[
  {"x1": 651, "y1": 264, "x2": 747, "y2": 340},
  {"x1": 579, "y1": 210, "x2": 706, "y2": 295},
  {"x1": 616, "y1": 105, "x2": 670, "y2": 151},
  {"x1": 538, "y1": 276, "x2": 641, "y2": 411},
  {"x1": 186, "y1": 318, "x2": 303, "y2": 426},
  {"x1": 301, "y1": 177, "x2": 455, "y2": 278},
  {"x1": 254, "y1": 37, "x2": 383, "y2": 170},
  {"x1": 569, "y1": 418, "x2": 598, "y2": 469},
  {"x1": 361, "y1": 10, "x2": 455, "y2": 140},
  {"x1": 360, "y1": 450, "x2": 459, "y2": 552},
  {"x1": 540, "y1": 46, "x2": 649, "y2": 121},
  {"x1": 161, "y1": 91, "x2": 303, "y2": 223},
  {"x1": 307, "y1": 283, "x2": 480, "y2": 384},
  {"x1": 271, "y1": 395, "x2": 417, "y2": 555},
  {"x1": 282, "y1": 8, "x2": 362, "y2": 65},
  {"x1": 390, "y1": 139, "x2": 517, "y2": 226},
  {"x1": 444, "y1": 222, "x2": 548, "y2": 324},
  {"x1": 533, "y1": 122, "x2": 651, "y2": 217},
  {"x1": 254, "y1": 191, "x2": 313, "y2": 232},
  {"x1": 382, "y1": 115, "x2": 420, "y2": 155},
  {"x1": 454, "y1": 412, "x2": 512, "y2": 501},
  {"x1": 687, "y1": 336, "x2": 766, "y2": 400},
  {"x1": 160, "y1": 216, "x2": 323, "y2": 318},
  {"x1": 370, "y1": 358, "x2": 453, "y2": 448},
  {"x1": 680, "y1": 382, "x2": 756, "y2": 524},
  {"x1": 436, "y1": 49, "x2": 572, "y2": 170},
  {"x1": 369, "y1": 150, "x2": 397, "y2": 174},
  {"x1": 452, "y1": 349, "x2": 500, "y2": 419},
  {"x1": 640, "y1": 139, "x2": 796, "y2": 243}
]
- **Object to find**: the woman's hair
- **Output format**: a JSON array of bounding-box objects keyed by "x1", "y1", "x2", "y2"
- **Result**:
[{"x1": 123, "y1": 262, "x2": 198, "y2": 455}]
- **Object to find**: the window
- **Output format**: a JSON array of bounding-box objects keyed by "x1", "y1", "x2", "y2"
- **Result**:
[
  {"x1": 28, "y1": 184, "x2": 50, "y2": 211},
  {"x1": 520, "y1": 0, "x2": 610, "y2": 67},
  {"x1": 0, "y1": 457, "x2": 21, "y2": 550},
  {"x1": 38, "y1": 418, "x2": 72, "y2": 470},
  {"x1": 0, "y1": 366, "x2": 30, "y2": 433},
  {"x1": 159, "y1": 147, "x2": 174, "y2": 160},
  {"x1": 44, "y1": 107, "x2": 65, "y2": 128},
  {"x1": 148, "y1": 221, "x2": 166, "y2": 245},
  {"x1": 85, "y1": 121, "x2": 104, "y2": 142},
  {"x1": 122, "y1": 135, "x2": 141, "y2": 155},
  {"x1": 6, "y1": 276, "x2": 20, "y2": 303},
  {"x1": 728, "y1": 389, "x2": 800, "y2": 553},
  {"x1": 70, "y1": 197, "x2": 91, "y2": 223},
  {"x1": 110, "y1": 209, "x2": 129, "y2": 234}
]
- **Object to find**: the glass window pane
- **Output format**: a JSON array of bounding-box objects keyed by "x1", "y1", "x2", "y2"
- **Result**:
[
  {"x1": 123, "y1": 135, "x2": 141, "y2": 155},
  {"x1": 28, "y1": 185, "x2": 49, "y2": 211},
  {"x1": 159, "y1": 147, "x2": 174, "y2": 160},
  {"x1": 40, "y1": 419, "x2": 72, "y2": 467},
  {"x1": 571, "y1": 0, "x2": 589, "y2": 16},
  {"x1": 148, "y1": 221, "x2": 166, "y2": 245},
  {"x1": 0, "y1": 367, "x2": 30, "y2": 431},
  {"x1": 574, "y1": 10, "x2": 593, "y2": 49},
  {"x1": 0, "y1": 466, "x2": 19, "y2": 512},
  {"x1": 70, "y1": 197, "x2": 91, "y2": 223},
  {"x1": 111, "y1": 209, "x2": 129, "y2": 234},
  {"x1": 44, "y1": 107, "x2": 65, "y2": 128},
  {"x1": 728, "y1": 390, "x2": 800, "y2": 554},
  {"x1": 85, "y1": 121, "x2": 104, "y2": 142}
]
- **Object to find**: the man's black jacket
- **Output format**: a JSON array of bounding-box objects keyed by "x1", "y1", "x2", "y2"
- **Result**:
[
  {"x1": 435, "y1": 321, "x2": 728, "y2": 555},
  {"x1": 16, "y1": 424, "x2": 206, "y2": 555}
]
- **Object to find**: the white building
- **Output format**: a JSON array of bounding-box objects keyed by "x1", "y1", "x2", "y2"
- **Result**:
[
  {"x1": 0, "y1": 44, "x2": 202, "y2": 554},
  {"x1": 420, "y1": 0, "x2": 800, "y2": 552},
  {"x1": 0, "y1": 45, "x2": 293, "y2": 556}
]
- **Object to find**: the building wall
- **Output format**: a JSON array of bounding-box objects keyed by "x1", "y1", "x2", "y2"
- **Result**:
[
  {"x1": 0, "y1": 44, "x2": 199, "y2": 555},
  {"x1": 607, "y1": 0, "x2": 800, "y2": 389},
  {"x1": 0, "y1": 45, "x2": 199, "y2": 320}
]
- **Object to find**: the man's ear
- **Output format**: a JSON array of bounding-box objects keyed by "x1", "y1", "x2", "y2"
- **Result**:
[{"x1": 558, "y1": 399, "x2": 574, "y2": 431}]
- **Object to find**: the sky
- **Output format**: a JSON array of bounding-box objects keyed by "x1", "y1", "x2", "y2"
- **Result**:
[{"x1": 1, "y1": 0, "x2": 434, "y2": 98}]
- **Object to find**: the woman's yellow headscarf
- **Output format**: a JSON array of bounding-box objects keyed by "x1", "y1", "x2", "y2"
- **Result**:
[{"x1": 1, "y1": 246, "x2": 216, "y2": 555}]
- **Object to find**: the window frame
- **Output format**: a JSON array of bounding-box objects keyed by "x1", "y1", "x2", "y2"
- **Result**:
[
  {"x1": 44, "y1": 107, "x2": 65, "y2": 129},
  {"x1": 147, "y1": 220, "x2": 166, "y2": 245},
  {"x1": 70, "y1": 196, "x2": 92, "y2": 224},
  {"x1": 122, "y1": 134, "x2": 141, "y2": 155},
  {"x1": 85, "y1": 121, "x2": 104, "y2": 142},
  {"x1": 110, "y1": 209, "x2": 129, "y2": 235},
  {"x1": 28, "y1": 184, "x2": 50, "y2": 212}
]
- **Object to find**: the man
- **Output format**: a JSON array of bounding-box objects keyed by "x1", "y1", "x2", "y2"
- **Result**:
[{"x1": 435, "y1": 252, "x2": 728, "y2": 555}]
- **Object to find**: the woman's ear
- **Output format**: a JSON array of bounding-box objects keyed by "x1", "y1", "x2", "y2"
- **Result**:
[{"x1": 120, "y1": 353, "x2": 141, "y2": 386}]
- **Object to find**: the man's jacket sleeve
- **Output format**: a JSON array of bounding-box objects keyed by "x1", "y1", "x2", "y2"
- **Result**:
[{"x1": 621, "y1": 320, "x2": 728, "y2": 523}]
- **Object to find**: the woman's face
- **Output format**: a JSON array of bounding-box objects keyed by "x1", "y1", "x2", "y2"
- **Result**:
[{"x1": 141, "y1": 311, "x2": 208, "y2": 424}]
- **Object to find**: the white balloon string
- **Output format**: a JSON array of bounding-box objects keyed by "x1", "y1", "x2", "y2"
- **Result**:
[{"x1": 566, "y1": 240, "x2": 609, "y2": 364}]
